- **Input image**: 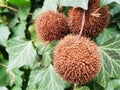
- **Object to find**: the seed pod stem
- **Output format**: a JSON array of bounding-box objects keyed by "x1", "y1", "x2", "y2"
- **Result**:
[
  {"x1": 78, "y1": 10, "x2": 86, "y2": 40},
  {"x1": 57, "y1": 5, "x2": 63, "y2": 13}
]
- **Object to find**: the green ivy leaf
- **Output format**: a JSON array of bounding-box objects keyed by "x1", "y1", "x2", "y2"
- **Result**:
[
  {"x1": 0, "y1": 62, "x2": 10, "y2": 86},
  {"x1": 12, "y1": 69, "x2": 23, "y2": 87},
  {"x1": 96, "y1": 26, "x2": 120, "y2": 45},
  {"x1": 74, "y1": 86, "x2": 90, "y2": 90},
  {"x1": 101, "y1": 0, "x2": 120, "y2": 7},
  {"x1": 0, "y1": 51, "x2": 3, "y2": 60},
  {"x1": 7, "y1": 0, "x2": 31, "y2": 7},
  {"x1": 42, "y1": 51, "x2": 52, "y2": 67},
  {"x1": 95, "y1": 35, "x2": 120, "y2": 88},
  {"x1": 28, "y1": 24, "x2": 37, "y2": 41},
  {"x1": 106, "y1": 79, "x2": 120, "y2": 90},
  {"x1": 28, "y1": 24, "x2": 39, "y2": 47},
  {"x1": 6, "y1": 37, "x2": 37, "y2": 71},
  {"x1": 37, "y1": 41, "x2": 58, "y2": 67},
  {"x1": 12, "y1": 86, "x2": 22, "y2": 90},
  {"x1": 12, "y1": 21, "x2": 27, "y2": 38},
  {"x1": 0, "y1": 17, "x2": 2, "y2": 23},
  {"x1": 117, "y1": 22, "x2": 120, "y2": 29},
  {"x1": 115, "y1": 86, "x2": 120, "y2": 90},
  {"x1": 41, "y1": 0, "x2": 59, "y2": 12},
  {"x1": 0, "y1": 52, "x2": 10, "y2": 86},
  {"x1": 32, "y1": 8, "x2": 41, "y2": 20},
  {"x1": 42, "y1": 41, "x2": 58, "y2": 66},
  {"x1": 28, "y1": 65, "x2": 69, "y2": 90},
  {"x1": 110, "y1": 3, "x2": 120, "y2": 16},
  {"x1": 37, "y1": 41, "x2": 46, "y2": 55},
  {"x1": 0, "y1": 16, "x2": 8, "y2": 25},
  {"x1": 0, "y1": 53, "x2": 24, "y2": 86},
  {"x1": 0, "y1": 25, "x2": 10, "y2": 46},
  {"x1": 0, "y1": 87, "x2": 8, "y2": 90},
  {"x1": 0, "y1": 0, "x2": 5, "y2": 5},
  {"x1": 8, "y1": 69, "x2": 24, "y2": 86},
  {"x1": 60, "y1": 0, "x2": 89, "y2": 10},
  {"x1": 8, "y1": 14, "x2": 19, "y2": 29},
  {"x1": 18, "y1": 7, "x2": 30, "y2": 21},
  {"x1": 93, "y1": 83, "x2": 104, "y2": 90}
]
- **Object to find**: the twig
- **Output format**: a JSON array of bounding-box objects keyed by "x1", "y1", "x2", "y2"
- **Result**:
[
  {"x1": 0, "y1": 4, "x2": 18, "y2": 12},
  {"x1": 112, "y1": 17, "x2": 120, "y2": 23},
  {"x1": 0, "y1": 62, "x2": 7, "y2": 67},
  {"x1": 78, "y1": 10, "x2": 86, "y2": 40},
  {"x1": 0, "y1": 4, "x2": 32, "y2": 15}
]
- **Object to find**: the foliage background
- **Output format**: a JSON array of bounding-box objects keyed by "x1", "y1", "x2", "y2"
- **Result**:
[{"x1": 0, "y1": 0, "x2": 120, "y2": 90}]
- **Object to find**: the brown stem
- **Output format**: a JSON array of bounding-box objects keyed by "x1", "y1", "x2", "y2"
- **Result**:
[
  {"x1": 0, "y1": 4, "x2": 32, "y2": 15},
  {"x1": 0, "y1": 4, "x2": 18, "y2": 12},
  {"x1": 78, "y1": 10, "x2": 86, "y2": 40}
]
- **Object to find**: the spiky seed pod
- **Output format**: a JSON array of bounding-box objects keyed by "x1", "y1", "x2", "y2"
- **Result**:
[
  {"x1": 35, "y1": 11, "x2": 69, "y2": 41},
  {"x1": 54, "y1": 35, "x2": 101, "y2": 85},
  {"x1": 67, "y1": 5, "x2": 110, "y2": 37}
]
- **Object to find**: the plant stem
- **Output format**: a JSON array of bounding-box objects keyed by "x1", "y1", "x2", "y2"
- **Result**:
[
  {"x1": 0, "y1": 4, "x2": 32, "y2": 15},
  {"x1": 0, "y1": 62, "x2": 7, "y2": 67},
  {"x1": 78, "y1": 10, "x2": 86, "y2": 40},
  {"x1": 57, "y1": 5, "x2": 62, "y2": 13},
  {"x1": 0, "y1": 4, "x2": 18, "y2": 12},
  {"x1": 112, "y1": 16, "x2": 120, "y2": 23}
]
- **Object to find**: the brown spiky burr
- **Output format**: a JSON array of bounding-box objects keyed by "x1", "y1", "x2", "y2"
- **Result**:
[
  {"x1": 67, "y1": 5, "x2": 110, "y2": 37},
  {"x1": 35, "y1": 11, "x2": 69, "y2": 41},
  {"x1": 54, "y1": 35, "x2": 101, "y2": 85},
  {"x1": 88, "y1": 0, "x2": 100, "y2": 8}
]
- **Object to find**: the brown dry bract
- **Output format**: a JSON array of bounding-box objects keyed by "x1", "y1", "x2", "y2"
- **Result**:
[
  {"x1": 67, "y1": 0, "x2": 110, "y2": 37},
  {"x1": 35, "y1": 11, "x2": 68, "y2": 41},
  {"x1": 54, "y1": 35, "x2": 101, "y2": 85}
]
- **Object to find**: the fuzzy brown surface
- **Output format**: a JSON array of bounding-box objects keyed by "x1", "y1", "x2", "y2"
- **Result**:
[
  {"x1": 35, "y1": 11, "x2": 68, "y2": 41},
  {"x1": 54, "y1": 35, "x2": 101, "y2": 85},
  {"x1": 67, "y1": 5, "x2": 110, "y2": 37},
  {"x1": 88, "y1": 0, "x2": 100, "y2": 9}
]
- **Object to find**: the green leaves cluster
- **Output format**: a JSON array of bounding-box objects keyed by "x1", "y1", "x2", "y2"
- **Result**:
[
  {"x1": 101, "y1": 0, "x2": 120, "y2": 7},
  {"x1": 6, "y1": 37, "x2": 37, "y2": 71},
  {"x1": 95, "y1": 35, "x2": 120, "y2": 87},
  {"x1": 27, "y1": 65, "x2": 69, "y2": 90},
  {"x1": 0, "y1": 0, "x2": 120, "y2": 90}
]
